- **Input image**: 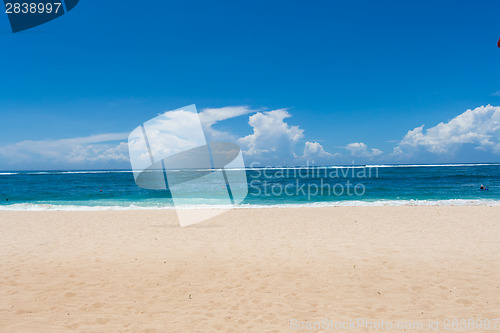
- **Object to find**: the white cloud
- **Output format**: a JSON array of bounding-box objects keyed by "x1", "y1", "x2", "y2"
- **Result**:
[
  {"x1": 0, "y1": 105, "x2": 351, "y2": 169},
  {"x1": 304, "y1": 141, "x2": 331, "y2": 157},
  {"x1": 143, "y1": 109, "x2": 207, "y2": 158},
  {"x1": 66, "y1": 142, "x2": 129, "y2": 163},
  {"x1": 302, "y1": 141, "x2": 339, "y2": 164},
  {"x1": 0, "y1": 133, "x2": 129, "y2": 168},
  {"x1": 0, "y1": 106, "x2": 260, "y2": 170},
  {"x1": 199, "y1": 106, "x2": 258, "y2": 141},
  {"x1": 389, "y1": 146, "x2": 404, "y2": 156},
  {"x1": 199, "y1": 105, "x2": 257, "y2": 127},
  {"x1": 491, "y1": 91, "x2": 500, "y2": 97},
  {"x1": 303, "y1": 141, "x2": 336, "y2": 158},
  {"x1": 202, "y1": 107, "x2": 340, "y2": 165},
  {"x1": 345, "y1": 142, "x2": 383, "y2": 158},
  {"x1": 399, "y1": 105, "x2": 500, "y2": 154},
  {"x1": 238, "y1": 109, "x2": 304, "y2": 161}
]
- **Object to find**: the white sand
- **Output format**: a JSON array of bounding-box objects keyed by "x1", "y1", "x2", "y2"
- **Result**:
[{"x1": 1, "y1": 206, "x2": 500, "y2": 332}]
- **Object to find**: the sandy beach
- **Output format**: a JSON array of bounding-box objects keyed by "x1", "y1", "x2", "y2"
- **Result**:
[{"x1": 1, "y1": 206, "x2": 500, "y2": 332}]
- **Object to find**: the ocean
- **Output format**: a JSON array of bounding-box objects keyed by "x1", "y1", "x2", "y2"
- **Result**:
[{"x1": 0, "y1": 164, "x2": 499, "y2": 210}]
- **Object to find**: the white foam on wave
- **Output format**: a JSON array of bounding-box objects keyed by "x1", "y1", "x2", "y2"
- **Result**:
[
  {"x1": 58, "y1": 171, "x2": 133, "y2": 174},
  {"x1": 0, "y1": 203, "x2": 176, "y2": 211},
  {"x1": 1, "y1": 199, "x2": 499, "y2": 211},
  {"x1": 0, "y1": 170, "x2": 134, "y2": 176},
  {"x1": 230, "y1": 163, "x2": 500, "y2": 170},
  {"x1": 366, "y1": 163, "x2": 500, "y2": 168},
  {"x1": 234, "y1": 199, "x2": 500, "y2": 208},
  {"x1": 1, "y1": 164, "x2": 499, "y2": 176},
  {"x1": 36, "y1": 170, "x2": 133, "y2": 175}
]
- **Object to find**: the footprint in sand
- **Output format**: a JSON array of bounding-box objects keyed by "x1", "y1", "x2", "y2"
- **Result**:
[
  {"x1": 375, "y1": 306, "x2": 389, "y2": 313},
  {"x1": 91, "y1": 302, "x2": 105, "y2": 308},
  {"x1": 456, "y1": 299, "x2": 473, "y2": 305},
  {"x1": 96, "y1": 317, "x2": 110, "y2": 324}
]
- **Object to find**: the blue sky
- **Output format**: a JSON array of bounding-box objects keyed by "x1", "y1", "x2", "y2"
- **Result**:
[{"x1": 0, "y1": 0, "x2": 499, "y2": 170}]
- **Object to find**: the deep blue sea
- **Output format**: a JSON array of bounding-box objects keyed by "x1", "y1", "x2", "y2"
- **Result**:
[{"x1": 1, "y1": 164, "x2": 499, "y2": 210}]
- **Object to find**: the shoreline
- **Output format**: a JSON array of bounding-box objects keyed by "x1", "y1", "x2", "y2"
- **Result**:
[{"x1": 1, "y1": 198, "x2": 500, "y2": 211}]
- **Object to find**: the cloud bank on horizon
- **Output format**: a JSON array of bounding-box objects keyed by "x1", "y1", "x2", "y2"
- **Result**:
[{"x1": 1, "y1": 105, "x2": 500, "y2": 170}]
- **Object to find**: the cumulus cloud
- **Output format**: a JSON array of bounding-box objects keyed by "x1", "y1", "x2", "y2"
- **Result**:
[
  {"x1": 203, "y1": 107, "x2": 340, "y2": 165},
  {"x1": 304, "y1": 141, "x2": 332, "y2": 157},
  {"x1": 301, "y1": 141, "x2": 339, "y2": 164},
  {"x1": 238, "y1": 109, "x2": 304, "y2": 162},
  {"x1": 398, "y1": 105, "x2": 500, "y2": 154},
  {"x1": 3, "y1": 104, "x2": 409, "y2": 169},
  {"x1": 303, "y1": 141, "x2": 337, "y2": 158},
  {"x1": 345, "y1": 142, "x2": 383, "y2": 158}
]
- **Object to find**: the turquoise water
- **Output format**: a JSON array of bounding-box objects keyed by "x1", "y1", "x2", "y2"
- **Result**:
[{"x1": 0, "y1": 164, "x2": 499, "y2": 210}]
